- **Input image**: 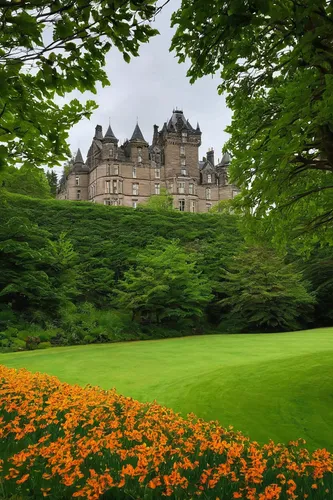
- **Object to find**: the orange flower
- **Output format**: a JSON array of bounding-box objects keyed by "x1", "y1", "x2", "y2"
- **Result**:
[{"x1": 16, "y1": 473, "x2": 29, "y2": 484}]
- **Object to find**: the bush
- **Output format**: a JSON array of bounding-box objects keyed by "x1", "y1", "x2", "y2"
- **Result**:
[
  {"x1": 37, "y1": 341, "x2": 52, "y2": 349},
  {"x1": 1, "y1": 366, "x2": 332, "y2": 500}
]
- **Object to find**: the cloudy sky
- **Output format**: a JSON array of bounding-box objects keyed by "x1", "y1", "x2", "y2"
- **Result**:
[{"x1": 67, "y1": 0, "x2": 231, "y2": 165}]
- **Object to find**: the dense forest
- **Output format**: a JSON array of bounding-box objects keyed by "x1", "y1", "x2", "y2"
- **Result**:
[{"x1": 0, "y1": 192, "x2": 332, "y2": 352}]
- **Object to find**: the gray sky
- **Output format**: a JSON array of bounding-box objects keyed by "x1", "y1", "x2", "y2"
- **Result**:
[{"x1": 66, "y1": 0, "x2": 231, "y2": 166}]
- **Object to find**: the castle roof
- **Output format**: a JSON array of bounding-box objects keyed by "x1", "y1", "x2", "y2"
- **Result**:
[
  {"x1": 217, "y1": 152, "x2": 231, "y2": 167},
  {"x1": 130, "y1": 123, "x2": 146, "y2": 142},
  {"x1": 104, "y1": 124, "x2": 118, "y2": 143},
  {"x1": 167, "y1": 110, "x2": 201, "y2": 134},
  {"x1": 72, "y1": 148, "x2": 89, "y2": 173}
]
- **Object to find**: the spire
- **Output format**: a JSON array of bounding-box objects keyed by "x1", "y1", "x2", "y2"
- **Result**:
[
  {"x1": 74, "y1": 148, "x2": 84, "y2": 164},
  {"x1": 104, "y1": 124, "x2": 118, "y2": 143},
  {"x1": 196, "y1": 122, "x2": 201, "y2": 131},
  {"x1": 130, "y1": 122, "x2": 146, "y2": 142}
]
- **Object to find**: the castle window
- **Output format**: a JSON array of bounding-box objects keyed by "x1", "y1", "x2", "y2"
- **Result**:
[
  {"x1": 206, "y1": 187, "x2": 211, "y2": 200},
  {"x1": 178, "y1": 182, "x2": 185, "y2": 194},
  {"x1": 111, "y1": 199, "x2": 118, "y2": 206},
  {"x1": 109, "y1": 147, "x2": 113, "y2": 159},
  {"x1": 181, "y1": 168, "x2": 187, "y2": 176},
  {"x1": 75, "y1": 176, "x2": 80, "y2": 186},
  {"x1": 169, "y1": 182, "x2": 174, "y2": 193},
  {"x1": 118, "y1": 180, "x2": 123, "y2": 193},
  {"x1": 232, "y1": 190, "x2": 238, "y2": 198},
  {"x1": 181, "y1": 131, "x2": 187, "y2": 143},
  {"x1": 155, "y1": 168, "x2": 160, "y2": 179},
  {"x1": 155, "y1": 183, "x2": 160, "y2": 195},
  {"x1": 132, "y1": 183, "x2": 139, "y2": 196},
  {"x1": 133, "y1": 166, "x2": 137, "y2": 178},
  {"x1": 113, "y1": 165, "x2": 119, "y2": 175},
  {"x1": 105, "y1": 180, "x2": 111, "y2": 193},
  {"x1": 207, "y1": 174, "x2": 212, "y2": 183},
  {"x1": 138, "y1": 147, "x2": 142, "y2": 163},
  {"x1": 76, "y1": 190, "x2": 81, "y2": 200},
  {"x1": 206, "y1": 203, "x2": 212, "y2": 211},
  {"x1": 104, "y1": 199, "x2": 111, "y2": 205},
  {"x1": 106, "y1": 165, "x2": 111, "y2": 176},
  {"x1": 112, "y1": 180, "x2": 118, "y2": 194},
  {"x1": 190, "y1": 200, "x2": 195, "y2": 213},
  {"x1": 181, "y1": 158, "x2": 186, "y2": 166},
  {"x1": 114, "y1": 151, "x2": 118, "y2": 160},
  {"x1": 180, "y1": 145, "x2": 185, "y2": 155},
  {"x1": 179, "y1": 199, "x2": 185, "y2": 211},
  {"x1": 132, "y1": 200, "x2": 138, "y2": 209},
  {"x1": 189, "y1": 183, "x2": 194, "y2": 195}
]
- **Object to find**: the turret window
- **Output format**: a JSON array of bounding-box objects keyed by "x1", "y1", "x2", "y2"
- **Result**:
[
  {"x1": 206, "y1": 203, "x2": 212, "y2": 211},
  {"x1": 155, "y1": 183, "x2": 160, "y2": 195},
  {"x1": 75, "y1": 176, "x2": 80, "y2": 186},
  {"x1": 112, "y1": 180, "x2": 118, "y2": 194},
  {"x1": 76, "y1": 190, "x2": 81, "y2": 200},
  {"x1": 181, "y1": 132, "x2": 187, "y2": 143},
  {"x1": 207, "y1": 174, "x2": 212, "y2": 183},
  {"x1": 181, "y1": 158, "x2": 186, "y2": 166},
  {"x1": 113, "y1": 165, "x2": 119, "y2": 175},
  {"x1": 105, "y1": 180, "x2": 110, "y2": 193},
  {"x1": 180, "y1": 145, "x2": 185, "y2": 155},
  {"x1": 155, "y1": 168, "x2": 160, "y2": 179},
  {"x1": 106, "y1": 165, "x2": 111, "y2": 176},
  {"x1": 109, "y1": 147, "x2": 113, "y2": 159},
  {"x1": 206, "y1": 187, "x2": 211, "y2": 200},
  {"x1": 132, "y1": 183, "x2": 139, "y2": 196},
  {"x1": 133, "y1": 166, "x2": 137, "y2": 178},
  {"x1": 138, "y1": 147, "x2": 142, "y2": 163}
]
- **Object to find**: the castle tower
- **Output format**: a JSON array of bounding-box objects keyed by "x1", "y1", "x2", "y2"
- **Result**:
[{"x1": 156, "y1": 110, "x2": 201, "y2": 211}]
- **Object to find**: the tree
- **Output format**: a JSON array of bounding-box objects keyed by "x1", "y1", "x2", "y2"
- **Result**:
[
  {"x1": 219, "y1": 247, "x2": 315, "y2": 332},
  {"x1": 171, "y1": 1, "x2": 333, "y2": 248},
  {"x1": 0, "y1": 0, "x2": 159, "y2": 171},
  {"x1": 0, "y1": 165, "x2": 51, "y2": 198},
  {"x1": 0, "y1": 218, "x2": 77, "y2": 320},
  {"x1": 46, "y1": 170, "x2": 58, "y2": 197},
  {"x1": 140, "y1": 188, "x2": 174, "y2": 211},
  {"x1": 114, "y1": 239, "x2": 213, "y2": 326}
]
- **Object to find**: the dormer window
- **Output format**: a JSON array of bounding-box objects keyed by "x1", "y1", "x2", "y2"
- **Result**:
[{"x1": 207, "y1": 174, "x2": 212, "y2": 184}]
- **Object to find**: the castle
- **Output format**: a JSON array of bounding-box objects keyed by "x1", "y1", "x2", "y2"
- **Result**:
[{"x1": 57, "y1": 109, "x2": 239, "y2": 211}]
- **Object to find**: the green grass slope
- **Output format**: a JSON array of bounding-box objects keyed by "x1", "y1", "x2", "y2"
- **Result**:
[{"x1": 1, "y1": 328, "x2": 333, "y2": 451}]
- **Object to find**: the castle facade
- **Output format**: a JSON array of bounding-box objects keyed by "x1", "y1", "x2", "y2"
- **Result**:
[{"x1": 57, "y1": 109, "x2": 239, "y2": 211}]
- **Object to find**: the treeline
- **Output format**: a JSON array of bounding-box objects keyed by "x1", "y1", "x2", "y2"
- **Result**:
[{"x1": 0, "y1": 192, "x2": 332, "y2": 352}]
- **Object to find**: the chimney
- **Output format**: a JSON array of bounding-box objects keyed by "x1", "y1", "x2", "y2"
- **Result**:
[
  {"x1": 94, "y1": 124, "x2": 103, "y2": 140},
  {"x1": 207, "y1": 148, "x2": 215, "y2": 166},
  {"x1": 153, "y1": 124, "x2": 159, "y2": 144}
]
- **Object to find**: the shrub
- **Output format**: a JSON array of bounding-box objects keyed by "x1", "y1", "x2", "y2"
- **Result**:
[
  {"x1": 36, "y1": 341, "x2": 52, "y2": 349},
  {"x1": 1, "y1": 366, "x2": 332, "y2": 500}
]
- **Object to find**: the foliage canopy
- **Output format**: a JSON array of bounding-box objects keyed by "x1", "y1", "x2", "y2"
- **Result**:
[{"x1": 171, "y1": 0, "x2": 333, "y2": 248}]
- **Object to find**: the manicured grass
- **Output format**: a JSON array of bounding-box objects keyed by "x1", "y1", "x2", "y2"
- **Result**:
[{"x1": 1, "y1": 328, "x2": 333, "y2": 451}]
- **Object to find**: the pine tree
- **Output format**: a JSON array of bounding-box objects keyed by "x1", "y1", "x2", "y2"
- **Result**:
[
  {"x1": 46, "y1": 171, "x2": 58, "y2": 197},
  {"x1": 220, "y1": 247, "x2": 316, "y2": 332}
]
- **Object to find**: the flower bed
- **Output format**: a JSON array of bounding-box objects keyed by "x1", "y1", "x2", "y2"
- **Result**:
[{"x1": 0, "y1": 365, "x2": 332, "y2": 499}]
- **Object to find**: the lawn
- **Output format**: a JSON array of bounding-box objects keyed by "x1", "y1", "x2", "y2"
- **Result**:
[{"x1": 1, "y1": 327, "x2": 333, "y2": 451}]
